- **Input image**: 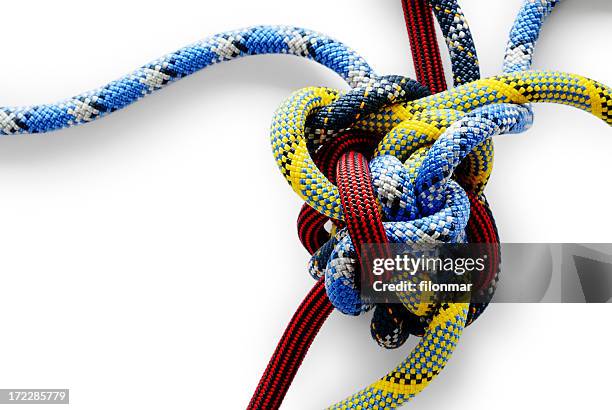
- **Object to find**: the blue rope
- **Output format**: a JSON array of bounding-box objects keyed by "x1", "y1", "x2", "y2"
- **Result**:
[
  {"x1": 504, "y1": 0, "x2": 561, "y2": 73},
  {"x1": 428, "y1": 0, "x2": 481, "y2": 84},
  {"x1": 0, "y1": 26, "x2": 375, "y2": 135}
]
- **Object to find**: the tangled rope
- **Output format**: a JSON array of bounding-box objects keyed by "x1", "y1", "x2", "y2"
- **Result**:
[
  {"x1": 268, "y1": 72, "x2": 609, "y2": 409},
  {"x1": 253, "y1": 2, "x2": 489, "y2": 405},
  {"x1": 375, "y1": 0, "x2": 495, "y2": 347},
  {"x1": 3, "y1": 0, "x2": 609, "y2": 409},
  {"x1": 269, "y1": 1, "x2": 610, "y2": 407},
  {"x1": 273, "y1": 71, "x2": 611, "y2": 220}
]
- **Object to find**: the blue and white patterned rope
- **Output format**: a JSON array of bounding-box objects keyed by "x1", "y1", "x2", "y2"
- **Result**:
[
  {"x1": 0, "y1": 26, "x2": 376, "y2": 135},
  {"x1": 416, "y1": 104, "x2": 533, "y2": 215},
  {"x1": 0, "y1": 15, "x2": 486, "y2": 137},
  {"x1": 501, "y1": 0, "x2": 561, "y2": 144},
  {"x1": 504, "y1": 0, "x2": 561, "y2": 73},
  {"x1": 0, "y1": 0, "x2": 490, "y2": 138}
]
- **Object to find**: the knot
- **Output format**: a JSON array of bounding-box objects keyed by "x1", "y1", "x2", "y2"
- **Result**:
[
  {"x1": 289, "y1": 77, "x2": 460, "y2": 320},
  {"x1": 310, "y1": 158, "x2": 470, "y2": 316},
  {"x1": 299, "y1": 105, "x2": 533, "y2": 353},
  {"x1": 287, "y1": 85, "x2": 532, "y2": 349},
  {"x1": 310, "y1": 104, "x2": 533, "y2": 316},
  {"x1": 414, "y1": 104, "x2": 532, "y2": 215},
  {"x1": 278, "y1": 69, "x2": 611, "y2": 350},
  {"x1": 272, "y1": 71, "x2": 612, "y2": 221},
  {"x1": 306, "y1": 75, "x2": 429, "y2": 146}
]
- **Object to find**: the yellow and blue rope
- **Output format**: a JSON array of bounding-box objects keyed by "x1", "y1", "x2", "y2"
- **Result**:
[{"x1": 272, "y1": 71, "x2": 612, "y2": 221}]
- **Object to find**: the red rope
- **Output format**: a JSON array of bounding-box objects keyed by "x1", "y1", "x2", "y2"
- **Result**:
[
  {"x1": 248, "y1": 278, "x2": 332, "y2": 410},
  {"x1": 248, "y1": 3, "x2": 451, "y2": 408},
  {"x1": 336, "y1": 150, "x2": 391, "y2": 286},
  {"x1": 249, "y1": 132, "x2": 384, "y2": 410},
  {"x1": 401, "y1": 0, "x2": 448, "y2": 93}
]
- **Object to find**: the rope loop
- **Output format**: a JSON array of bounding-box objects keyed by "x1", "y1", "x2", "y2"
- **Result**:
[
  {"x1": 278, "y1": 69, "x2": 611, "y2": 351},
  {"x1": 317, "y1": 177, "x2": 470, "y2": 315},
  {"x1": 415, "y1": 103, "x2": 533, "y2": 215},
  {"x1": 303, "y1": 103, "x2": 536, "y2": 319},
  {"x1": 295, "y1": 84, "x2": 495, "y2": 322},
  {"x1": 306, "y1": 75, "x2": 430, "y2": 147},
  {"x1": 272, "y1": 70, "x2": 612, "y2": 220}
]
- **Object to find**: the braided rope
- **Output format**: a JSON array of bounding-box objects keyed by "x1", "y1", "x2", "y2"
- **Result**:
[
  {"x1": 273, "y1": 3, "x2": 610, "y2": 405},
  {"x1": 504, "y1": 0, "x2": 561, "y2": 73},
  {"x1": 401, "y1": 0, "x2": 448, "y2": 93},
  {"x1": 0, "y1": 26, "x2": 376, "y2": 135},
  {"x1": 327, "y1": 1, "x2": 610, "y2": 405},
  {"x1": 3, "y1": 1, "x2": 607, "y2": 408},
  {"x1": 428, "y1": 0, "x2": 480, "y2": 85},
  {"x1": 0, "y1": 7, "x2": 482, "y2": 137},
  {"x1": 277, "y1": 1, "x2": 607, "y2": 406},
  {"x1": 272, "y1": 71, "x2": 611, "y2": 221},
  {"x1": 248, "y1": 278, "x2": 333, "y2": 410}
]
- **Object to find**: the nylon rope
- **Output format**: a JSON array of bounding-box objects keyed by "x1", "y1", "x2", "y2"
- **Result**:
[
  {"x1": 269, "y1": 1, "x2": 609, "y2": 408},
  {"x1": 251, "y1": 3, "x2": 459, "y2": 407},
  {"x1": 2, "y1": 1, "x2": 609, "y2": 409}
]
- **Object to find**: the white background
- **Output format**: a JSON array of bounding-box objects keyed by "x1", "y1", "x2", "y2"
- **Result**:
[{"x1": 0, "y1": 0, "x2": 610, "y2": 409}]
